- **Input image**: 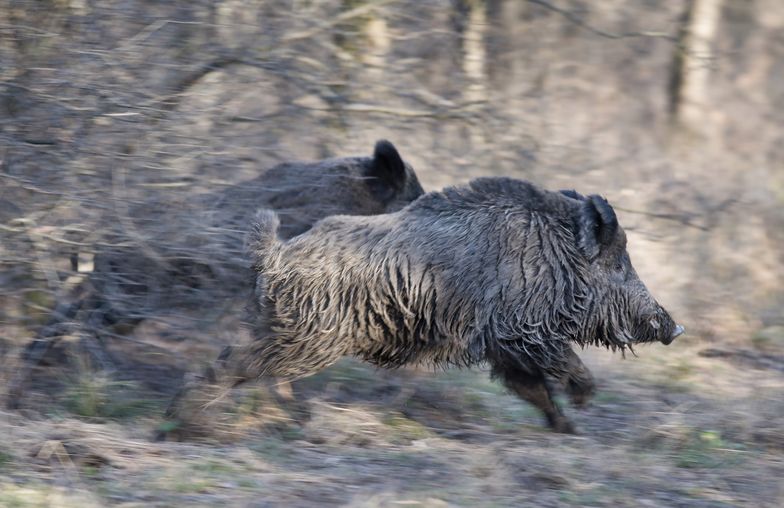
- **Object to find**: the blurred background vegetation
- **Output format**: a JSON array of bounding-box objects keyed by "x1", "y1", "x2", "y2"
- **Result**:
[{"x1": 1, "y1": 1, "x2": 783, "y2": 506}]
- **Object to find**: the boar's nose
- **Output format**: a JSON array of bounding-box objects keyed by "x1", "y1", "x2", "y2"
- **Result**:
[{"x1": 661, "y1": 324, "x2": 685, "y2": 346}]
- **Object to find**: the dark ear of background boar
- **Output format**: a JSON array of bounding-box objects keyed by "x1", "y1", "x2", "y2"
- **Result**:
[
  {"x1": 7, "y1": 140, "x2": 424, "y2": 409},
  {"x1": 224, "y1": 177, "x2": 683, "y2": 430}
]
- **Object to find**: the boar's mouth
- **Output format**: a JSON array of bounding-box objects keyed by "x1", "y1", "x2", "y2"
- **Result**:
[
  {"x1": 577, "y1": 298, "x2": 682, "y2": 352},
  {"x1": 596, "y1": 314, "x2": 683, "y2": 352}
]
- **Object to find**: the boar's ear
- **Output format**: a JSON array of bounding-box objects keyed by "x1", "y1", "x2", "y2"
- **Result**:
[
  {"x1": 560, "y1": 189, "x2": 586, "y2": 201},
  {"x1": 579, "y1": 195, "x2": 619, "y2": 259},
  {"x1": 366, "y1": 139, "x2": 406, "y2": 198}
]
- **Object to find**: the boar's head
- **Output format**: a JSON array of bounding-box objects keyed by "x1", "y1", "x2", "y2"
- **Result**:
[
  {"x1": 259, "y1": 139, "x2": 424, "y2": 239},
  {"x1": 365, "y1": 139, "x2": 425, "y2": 213},
  {"x1": 563, "y1": 190, "x2": 684, "y2": 349}
]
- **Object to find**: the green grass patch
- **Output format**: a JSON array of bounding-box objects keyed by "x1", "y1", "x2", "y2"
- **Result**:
[
  {"x1": 382, "y1": 412, "x2": 433, "y2": 443},
  {"x1": 237, "y1": 477, "x2": 259, "y2": 489},
  {"x1": 0, "y1": 484, "x2": 99, "y2": 508},
  {"x1": 23, "y1": 290, "x2": 56, "y2": 324},
  {"x1": 0, "y1": 449, "x2": 12, "y2": 470},
  {"x1": 303, "y1": 358, "x2": 381, "y2": 385},
  {"x1": 156, "y1": 419, "x2": 181, "y2": 435},
  {"x1": 674, "y1": 429, "x2": 746, "y2": 469},
  {"x1": 557, "y1": 487, "x2": 608, "y2": 506},
  {"x1": 591, "y1": 390, "x2": 624, "y2": 404},
  {"x1": 81, "y1": 465, "x2": 100, "y2": 478},
  {"x1": 192, "y1": 459, "x2": 241, "y2": 475},
  {"x1": 172, "y1": 476, "x2": 217, "y2": 494},
  {"x1": 249, "y1": 436, "x2": 291, "y2": 463},
  {"x1": 63, "y1": 375, "x2": 158, "y2": 420},
  {"x1": 751, "y1": 325, "x2": 784, "y2": 353},
  {"x1": 651, "y1": 357, "x2": 697, "y2": 393}
]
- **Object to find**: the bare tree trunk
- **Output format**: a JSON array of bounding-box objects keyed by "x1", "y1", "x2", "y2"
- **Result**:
[
  {"x1": 670, "y1": 0, "x2": 723, "y2": 132},
  {"x1": 462, "y1": 0, "x2": 488, "y2": 147},
  {"x1": 362, "y1": 14, "x2": 390, "y2": 82}
]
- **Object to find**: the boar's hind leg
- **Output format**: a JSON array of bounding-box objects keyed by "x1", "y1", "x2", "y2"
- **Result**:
[
  {"x1": 162, "y1": 341, "x2": 315, "y2": 431},
  {"x1": 212, "y1": 337, "x2": 348, "y2": 388},
  {"x1": 6, "y1": 291, "x2": 131, "y2": 409},
  {"x1": 6, "y1": 298, "x2": 83, "y2": 409},
  {"x1": 491, "y1": 363, "x2": 576, "y2": 434}
]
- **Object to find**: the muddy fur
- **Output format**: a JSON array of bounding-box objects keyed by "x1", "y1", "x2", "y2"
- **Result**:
[
  {"x1": 225, "y1": 177, "x2": 681, "y2": 432},
  {"x1": 8, "y1": 141, "x2": 424, "y2": 409},
  {"x1": 85, "y1": 139, "x2": 425, "y2": 322}
]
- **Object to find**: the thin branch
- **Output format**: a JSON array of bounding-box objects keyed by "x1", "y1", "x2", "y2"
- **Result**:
[
  {"x1": 0, "y1": 173, "x2": 64, "y2": 196},
  {"x1": 296, "y1": 101, "x2": 486, "y2": 122},
  {"x1": 280, "y1": 0, "x2": 397, "y2": 44},
  {"x1": 526, "y1": 0, "x2": 677, "y2": 41},
  {"x1": 116, "y1": 19, "x2": 206, "y2": 51},
  {"x1": 613, "y1": 206, "x2": 709, "y2": 231}
]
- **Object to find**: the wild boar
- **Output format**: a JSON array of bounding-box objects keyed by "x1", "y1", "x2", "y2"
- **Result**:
[
  {"x1": 222, "y1": 177, "x2": 683, "y2": 432},
  {"x1": 7, "y1": 140, "x2": 424, "y2": 409}
]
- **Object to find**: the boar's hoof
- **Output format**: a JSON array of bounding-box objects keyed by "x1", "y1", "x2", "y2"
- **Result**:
[
  {"x1": 548, "y1": 416, "x2": 578, "y2": 434},
  {"x1": 564, "y1": 374, "x2": 595, "y2": 408}
]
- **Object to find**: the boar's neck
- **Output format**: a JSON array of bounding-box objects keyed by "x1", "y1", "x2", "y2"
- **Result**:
[{"x1": 477, "y1": 211, "x2": 595, "y2": 376}]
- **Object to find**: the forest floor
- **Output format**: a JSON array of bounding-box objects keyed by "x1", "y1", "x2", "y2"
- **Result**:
[{"x1": 0, "y1": 332, "x2": 783, "y2": 508}]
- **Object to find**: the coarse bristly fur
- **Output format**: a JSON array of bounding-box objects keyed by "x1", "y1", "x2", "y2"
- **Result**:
[
  {"x1": 230, "y1": 177, "x2": 682, "y2": 388},
  {"x1": 88, "y1": 139, "x2": 425, "y2": 320},
  {"x1": 7, "y1": 140, "x2": 426, "y2": 410}
]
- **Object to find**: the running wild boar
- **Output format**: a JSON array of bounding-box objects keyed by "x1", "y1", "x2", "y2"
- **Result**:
[
  {"x1": 8, "y1": 140, "x2": 424, "y2": 409},
  {"x1": 223, "y1": 177, "x2": 684, "y2": 432}
]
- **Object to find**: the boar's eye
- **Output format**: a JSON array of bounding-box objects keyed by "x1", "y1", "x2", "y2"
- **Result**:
[
  {"x1": 612, "y1": 252, "x2": 631, "y2": 280},
  {"x1": 613, "y1": 254, "x2": 628, "y2": 278}
]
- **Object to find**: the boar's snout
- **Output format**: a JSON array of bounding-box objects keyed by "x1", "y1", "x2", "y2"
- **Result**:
[
  {"x1": 660, "y1": 324, "x2": 685, "y2": 346},
  {"x1": 632, "y1": 304, "x2": 681, "y2": 346}
]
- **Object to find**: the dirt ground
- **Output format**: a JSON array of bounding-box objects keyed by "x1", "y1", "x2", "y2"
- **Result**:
[{"x1": 1, "y1": 337, "x2": 783, "y2": 507}]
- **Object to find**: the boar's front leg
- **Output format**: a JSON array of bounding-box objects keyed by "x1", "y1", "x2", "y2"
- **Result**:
[
  {"x1": 559, "y1": 348, "x2": 595, "y2": 408},
  {"x1": 491, "y1": 362, "x2": 576, "y2": 434},
  {"x1": 490, "y1": 347, "x2": 594, "y2": 433}
]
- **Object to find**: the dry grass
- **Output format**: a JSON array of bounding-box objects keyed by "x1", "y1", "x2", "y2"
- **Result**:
[{"x1": 1, "y1": 344, "x2": 782, "y2": 506}]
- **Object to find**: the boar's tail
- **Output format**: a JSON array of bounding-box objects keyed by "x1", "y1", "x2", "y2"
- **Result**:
[{"x1": 249, "y1": 209, "x2": 281, "y2": 259}]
